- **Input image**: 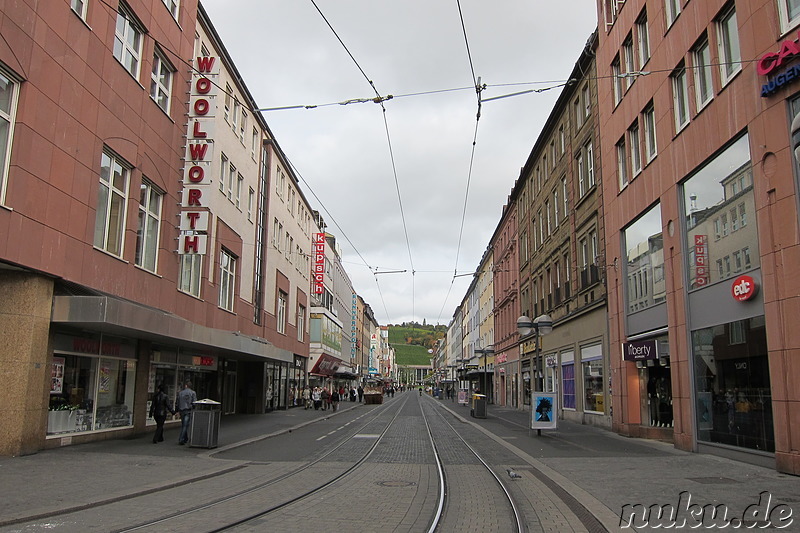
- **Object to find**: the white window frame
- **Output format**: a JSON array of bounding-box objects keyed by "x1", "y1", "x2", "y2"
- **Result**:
[
  {"x1": 219, "y1": 249, "x2": 236, "y2": 312},
  {"x1": 113, "y1": 3, "x2": 143, "y2": 78},
  {"x1": 562, "y1": 177, "x2": 568, "y2": 219},
  {"x1": 643, "y1": 103, "x2": 657, "y2": 162},
  {"x1": 694, "y1": 38, "x2": 713, "y2": 111},
  {"x1": 623, "y1": 35, "x2": 635, "y2": 90},
  {"x1": 277, "y1": 291, "x2": 287, "y2": 334},
  {"x1": 150, "y1": 48, "x2": 174, "y2": 114},
  {"x1": 636, "y1": 11, "x2": 650, "y2": 67},
  {"x1": 629, "y1": 121, "x2": 642, "y2": 176},
  {"x1": 0, "y1": 68, "x2": 18, "y2": 206},
  {"x1": 162, "y1": 0, "x2": 179, "y2": 19},
  {"x1": 219, "y1": 153, "x2": 227, "y2": 194},
  {"x1": 179, "y1": 253, "x2": 202, "y2": 297},
  {"x1": 717, "y1": 5, "x2": 741, "y2": 86},
  {"x1": 778, "y1": 0, "x2": 800, "y2": 33},
  {"x1": 585, "y1": 142, "x2": 595, "y2": 189},
  {"x1": 612, "y1": 57, "x2": 623, "y2": 106},
  {"x1": 235, "y1": 173, "x2": 243, "y2": 208},
  {"x1": 298, "y1": 305, "x2": 305, "y2": 341},
  {"x1": 617, "y1": 138, "x2": 629, "y2": 190},
  {"x1": 665, "y1": 0, "x2": 680, "y2": 28},
  {"x1": 248, "y1": 187, "x2": 255, "y2": 222},
  {"x1": 71, "y1": 0, "x2": 88, "y2": 20},
  {"x1": 135, "y1": 179, "x2": 162, "y2": 272},
  {"x1": 577, "y1": 150, "x2": 586, "y2": 198},
  {"x1": 94, "y1": 150, "x2": 130, "y2": 257},
  {"x1": 672, "y1": 65, "x2": 690, "y2": 133}
]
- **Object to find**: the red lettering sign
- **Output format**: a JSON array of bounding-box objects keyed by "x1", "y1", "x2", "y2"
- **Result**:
[
  {"x1": 758, "y1": 32, "x2": 800, "y2": 76},
  {"x1": 196, "y1": 56, "x2": 216, "y2": 73},
  {"x1": 192, "y1": 121, "x2": 208, "y2": 138},
  {"x1": 731, "y1": 275, "x2": 758, "y2": 302},
  {"x1": 188, "y1": 143, "x2": 209, "y2": 160}
]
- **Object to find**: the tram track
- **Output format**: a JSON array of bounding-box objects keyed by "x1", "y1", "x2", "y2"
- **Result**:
[{"x1": 419, "y1": 397, "x2": 524, "y2": 533}]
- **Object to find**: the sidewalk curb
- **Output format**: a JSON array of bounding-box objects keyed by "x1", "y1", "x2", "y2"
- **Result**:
[{"x1": 433, "y1": 398, "x2": 620, "y2": 532}]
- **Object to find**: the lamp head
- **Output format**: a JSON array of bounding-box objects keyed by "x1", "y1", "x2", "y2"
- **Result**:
[
  {"x1": 534, "y1": 314, "x2": 553, "y2": 336},
  {"x1": 517, "y1": 315, "x2": 533, "y2": 337}
]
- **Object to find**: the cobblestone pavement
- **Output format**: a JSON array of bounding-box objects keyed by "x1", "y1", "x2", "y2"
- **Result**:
[{"x1": 2, "y1": 392, "x2": 800, "y2": 532}]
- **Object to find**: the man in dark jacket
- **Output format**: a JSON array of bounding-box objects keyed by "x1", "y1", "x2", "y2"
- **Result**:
[{"x1": 149, "y1": 384, "x2": 175, "y2": 444}]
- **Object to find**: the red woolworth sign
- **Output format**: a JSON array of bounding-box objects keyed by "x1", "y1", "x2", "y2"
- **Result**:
[
  {"x1": 731, "y1": 275, "x2": 758, "y2": 302},
  {"x1": 312, "y1": 233, "x2": 326, "y2": 294}
]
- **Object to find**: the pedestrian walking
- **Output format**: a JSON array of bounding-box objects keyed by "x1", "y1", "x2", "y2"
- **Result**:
[
  {"x1": 149, "y1": 384, "x2": 174, "y2": 444},
  {"x1": 176, "y1": 380, "x2": 197, "y2": 445},
  {"x1": 312, "y1": 387, "x2": 322, "y2": 410},
  {"x1": 350, "y1": 387, "x2": 357, "y2": 402},
  {"x1": 331, "y1": 388, "x2": 340, "y2": 411},
  {"x1": 357, "y1": 385, "x2": 364, "y2": 403},
  {"x1": 302, "y1": 386, "x2": 311, "y2": 409},
  {"x1": 321, "y1": 387, "x2": 330, "y2": 411}
]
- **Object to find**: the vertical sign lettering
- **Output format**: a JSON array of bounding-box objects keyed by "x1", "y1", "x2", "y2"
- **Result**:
[
  {"x1": 312, "y1": 233, "x2": 326, "y2": 294},
  {"x1": 694, "y1": 235, "x2": 708, "y2": 287}
]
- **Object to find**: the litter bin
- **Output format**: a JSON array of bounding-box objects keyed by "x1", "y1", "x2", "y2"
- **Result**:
[
  {"x1": 471, "y1": 394, "x2": 487, "y2": 419},
  {"x1": 189, "y1": 399, "x2": 221, "y2": 448}
]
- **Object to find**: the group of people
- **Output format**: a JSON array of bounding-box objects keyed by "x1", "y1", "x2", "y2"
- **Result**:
[{"x1": 302, "y1": 385, "x2": 365, "y2": 410}]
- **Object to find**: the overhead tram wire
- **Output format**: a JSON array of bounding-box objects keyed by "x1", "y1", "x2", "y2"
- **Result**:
[{"x1": 309, "y1": 0, "x2": 417, "y2": 322}]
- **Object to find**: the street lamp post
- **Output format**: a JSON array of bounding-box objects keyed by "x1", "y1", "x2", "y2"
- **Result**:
[{"x1": 517, "y1": 314, "x2": 553, "y2": 435}]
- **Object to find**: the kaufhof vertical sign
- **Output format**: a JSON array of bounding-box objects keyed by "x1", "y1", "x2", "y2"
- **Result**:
[
  {"x1": 179, "y1": 56, "x2": 219, "y2": 255},
  {"x1": 312, "y1": 233, "x2": 326, "y2": 294}
]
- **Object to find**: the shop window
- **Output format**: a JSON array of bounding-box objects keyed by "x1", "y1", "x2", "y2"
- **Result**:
[
  {"x1": 624, "y1": 204, "x2": 665, "y2": 313},
  {"x1": 583, "y1": 359, "x2": 604, "y2": 412},
  {"x1": 683, "y1": 134, "x2": 758, "y2": 289},
  {"x1": 49, "y1": 354, "x2": 135, "y2": 435},
  {"x1": 562, "y1": 363, "x2": 575, "y2": 409},
  {"x1": 693, "y1": 317, "x2": 774, "y2": 452}
]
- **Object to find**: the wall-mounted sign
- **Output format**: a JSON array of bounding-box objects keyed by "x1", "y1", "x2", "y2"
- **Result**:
[
  {"x1": 731, "y1": 274, "x2": 758, "y2": 302},
  {"x1": 622, "y1": 339, "x2": 658, "y2": 361},
  {"x1": 759, "y1": 32, "x2": 800, "y2": 97},
  {"x1": 312, "y1": 233, "x2": 326, "y2": 294},
  {"x1": 179, "y1": 55, "x2": 218, "y2": 255},
  {"x1": 693, "y1": 235, "x2": 709, "y2": 287}
]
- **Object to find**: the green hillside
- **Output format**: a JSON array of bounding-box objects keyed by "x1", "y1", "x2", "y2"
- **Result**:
[
  {"x1": 388, "y1": 324, "x2": 445, "y2": 350},
  {"x1": 393, "y1": 344, "x2": 433, "y2": 366}
]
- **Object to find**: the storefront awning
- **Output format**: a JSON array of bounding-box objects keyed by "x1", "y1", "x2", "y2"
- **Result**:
[{"x1": 51, "y1": 296, "x2": 294, "y2": 363}]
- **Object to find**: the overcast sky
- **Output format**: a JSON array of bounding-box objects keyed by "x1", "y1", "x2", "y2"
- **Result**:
[{"x1": 201, "y1": 1, "x2": 598, "y2": 326}]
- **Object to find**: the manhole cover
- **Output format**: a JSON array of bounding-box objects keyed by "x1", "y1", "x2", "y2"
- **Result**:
[{"x1": 377, "y1": 480, "x2": 416, "y2": 487}]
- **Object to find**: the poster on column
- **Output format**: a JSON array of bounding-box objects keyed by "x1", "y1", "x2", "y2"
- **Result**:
[
  {"x1": 51, "y1": 357, "x2": 65, "y2": 394},
  {"x1": 531, "y1": 392, "x2": 557, "y2": 430}
]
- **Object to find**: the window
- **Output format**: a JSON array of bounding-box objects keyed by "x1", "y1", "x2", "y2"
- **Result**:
[
  {"x1": 559, "y1": 126, "x2": 565, "y2": 154},
  {"x1": 219, "y1": 249, "x2": 236, "y2": 312},
  {"x1": 251, "y1": 127, "x2": 258, "y2": 159},
  {"x1": 231, "y1": 98, "x2": 240, "y2": 133},
  {"x1": 277, "y1": 291, "x2": 287, "y2": 334},
  {"x1": 636, "y1": 10, "x2": 650, "y2": 67},
  {"x1": 248, "y1": 187, "x2": 255, "y2": 222},
  {"x1": 717, "y1": 5, "x2": 741, "y2": 85},
  {"x1": 150, "y1": 49, "x2": 174, "y2": 113},
  {"x1": 236, "y1": 173, "x2": 243, "y2": 208},
  {"x1": 135, "y1": 179, "x2": 162, "y2": 272},
  {"x1": 162, "y1": 0, "x2": 178, "y2": 18},
  {"x1": 272, "y1": 218, "x2": 279, "y2": 247},
  {"x1": 617, "y1": 137, "x2": 629, "y2": 190},
  {"x1": 582, "y1": 85, "x2": 590, "y2": 120},
  {"x1": 240, "y1": 109, "x2": 247, "y2": 143},
  {"x1": 643, "y1": 102, "x2": 657, "y2": 162},
  {"x1": 693, "y1": 38, "x2": 713, "y2": 110},
  {"x1": 179, "y1": 254, "x2": 202, "y2": 297},
  {"x1": 778, "y1": 0, "x2": 800, "y2": 33},
  {"x1": 629, "y1": 120, "x2": 642, "y2": 176},
  {"x1": 672, "y1": 64, "x2": 690, "y2": 132},
  {"x1": 219, "y1": 153, "x2": 227, "y2": 193},
  {"x1": 612, "y1": 56, "x2": 623, "y2": 106},
  {"x1": 298, "y1": 304, "x2": 306, "y2": 342},
  {"x1": 562, "y1": 177, "x2": 568, "y2": 219},
  {"x1": 0, "y1": 69, "x2": 17, "y2": 205},
  {"x1": 553, "y1": 189, "x2": 559, "y2": 227},
  {"x1": 545, "y1": 201, "x2": 551, "y2": 236},
  {"x1": 227, "y1": 163, "x2": 235, "y2": 200},
  {"x1": 94, "y1": 151, "x2": 130, "y2": 256},
  {"x1": 577, "y1": 150, "x2": 586, "y2": 197},
  {"x1": 71, "y1": 0, "x2": 87, "y2": 20},
  {"x1": 665, "y1": 0, "x2": 680, "y2": 27},
  {"x1": 113, "y1": 3, "x2": 143, "y2": 78},
  {"x1": 624, "y1": 204, "x2": 665, "y2": 312},
  {"x1": 224, "y1": 84, "x2": 232, "y2": 123},
  {"x1": 623, "y1": 35, "x2": 635, "y2": 89}
]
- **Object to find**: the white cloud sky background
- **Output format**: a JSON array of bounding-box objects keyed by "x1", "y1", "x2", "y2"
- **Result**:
[{"x1": 201, "y1": 1, "x2": 598, "y2": 325}]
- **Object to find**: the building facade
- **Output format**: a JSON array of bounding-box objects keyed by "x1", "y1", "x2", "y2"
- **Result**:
[{"x1": 596, "y1": 0, "x2": 800, "y2": 472}]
